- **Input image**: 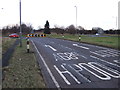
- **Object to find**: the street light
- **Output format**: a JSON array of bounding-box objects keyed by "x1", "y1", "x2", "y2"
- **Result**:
[
  {"x1": 74, "y1": 6, "x2": 77, "y2": 34},
  {"x1": 19, "y1": 0, "x2": 22, "y2": 47}
]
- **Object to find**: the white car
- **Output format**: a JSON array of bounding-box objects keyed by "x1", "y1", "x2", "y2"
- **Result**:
[{"x1": 96, "y1": 33, "x2": 99, "y2": 35}]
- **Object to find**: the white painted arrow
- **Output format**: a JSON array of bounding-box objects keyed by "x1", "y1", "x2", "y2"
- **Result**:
[
  {"x1": 73, "y1": 44, "x2": 89, "y2": 50},
  {"x1": 45, "y1": 45, "x2": 57, "y2": 51}
]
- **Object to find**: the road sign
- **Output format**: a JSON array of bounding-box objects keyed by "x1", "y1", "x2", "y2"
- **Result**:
[{"x1": 27, "y1": 34, "x2": 46, "y2": 37}]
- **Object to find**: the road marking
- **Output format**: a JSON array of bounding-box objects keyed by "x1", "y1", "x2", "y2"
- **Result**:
[
  {"x1": 31, "y1": 40, "x2": 60, "y2": 88},
  {"x1": 54, "y1": 62, "x2": 120, "y2": 85},
  {"x1": 53, "y1": 53, "x2": 63, "y2": 61},
  {"x1": 89, "y1": 62, "x2": 120, "y2": 78},
  {"x1": 51, "y1": 42, "x2": 55, "y2": 44},
  {"x1": 91, "y1": 49, "x2": 119, "y2": 57},
  {"x1": 68, "y1": 64, "x2": 91, "y2": 82},
  {"x1": 73, "y1": 44, "x2": 89, "y2": 50},
  {"x1": 90, "y1": 51, "x2": 106, "y2": 57},
  {"x1": 79, "y1": 55, "x2": 87, "y2": 59},
  {"x1": 45, "y1": 45, "x2": 57, "y2": 51},
  {"x1": 60, "y1": 44, "x2": 73, "y2": 50},
  {"x1": 114, "y1": 60, "x2": 120, "y2": 64},
  {"x1": 79, "y1": 63, "x2": 111, "y2": 80},
  {"x1": 53, "y1": 52, "x2": 87, "y2": 61},
  {"x1": 55, "y1": 52, "x2": 79, "y2": 61},
  {"x1": 90, "y1": 55, "x2": 120, "y2": 68},
  {"x1": 54, "y1": 64, "x2": 81, "y2": 85},
  {"x1": 54, "y1": 65, "x2": 71, "y2": 85}
]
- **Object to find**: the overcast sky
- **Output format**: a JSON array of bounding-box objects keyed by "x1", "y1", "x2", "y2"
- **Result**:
[{"x1": 0, "y1": 0, "x2": 119, "y2": 30}]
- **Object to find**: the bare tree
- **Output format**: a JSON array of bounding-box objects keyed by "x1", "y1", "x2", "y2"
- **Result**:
[
  {"x1": 78, "y1": 26, "x2": 84, "y2": 30},
  {"x1": 66, "y1": 24, "x2": 76, "y2": 34}
]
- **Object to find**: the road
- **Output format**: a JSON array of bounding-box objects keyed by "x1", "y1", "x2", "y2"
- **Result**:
[{"x1": 30, "y1": 37, "x2": 120, "y2": 88}]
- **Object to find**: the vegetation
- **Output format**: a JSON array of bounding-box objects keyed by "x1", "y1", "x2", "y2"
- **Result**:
[
  {"x1": 48, "y1": 33, "x2": 119, "y2": 49},
  {"x1": 2, "y1": 23, "x2": 120, "y2": 37},
  {"x1": 2, "y1": 37, "x2": 16, "y2": 55},
  {"x1": 2, "y1": 40, "x2": 46, "y2": 88},
  {"x1": 2, "y1": 24, "x2": 33, "y2": 37},
  {"x1": 44, "y1": 20, "x2": 51, "y2": 34},
  {"x1": 81, "y1": 35, "x2": 119, "y2": 49}
]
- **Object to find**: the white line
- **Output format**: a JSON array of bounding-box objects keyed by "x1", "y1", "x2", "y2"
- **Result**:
[
  {"x1": 96, "y1": 50, "x2": 119, "y2": 57},
  {"x1": 73, "y1": 44, "x2": 89, "y2": 50},
  {"x1": 114, "y1": 60, "x2": 120, "y2": 64},
  {"x1": 31, "y1": 40, "x2": 60, "y2": 88},
  {"x1": 54, "y1": 65, "x2": 71, "y2": 85},
  {"x1": 90, "y1": 55, "x2": 120, "y2": 68},
  {"x1": 90, "y1": 51, "x2": 106, "y2": 57},
  {"x1": 79, "y1": 63, "x2": 111, "y2": 80},
  {"x1": 79, "y1": 55, "x2": 87, "y2": 59},
  {"x1": 59, "y1": 44, "x2": 72, "y2": 50},
  {"x1": 89, "y1": 62, "x2": 120, "y2": 78},
  {"x1": 45, "y1": 45, "x2": 57, "y2": 51},
  {"x1": 68, "y1": 64, "x2": 91, "y2": 83}
]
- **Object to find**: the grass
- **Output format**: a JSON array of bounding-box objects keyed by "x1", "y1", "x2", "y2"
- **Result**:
[
  {"x1": 47, "y1": 33, "x2": 119, "y2": 49},
  {"x1": 2, "y1": 37, "x2": 16, "y2": 55},
  {"x1": 2, "y1": 39, "x2": 46, "y2": 88},
  {"x1": 81, "y1": 36, "x2": 119, "y2": 49}
]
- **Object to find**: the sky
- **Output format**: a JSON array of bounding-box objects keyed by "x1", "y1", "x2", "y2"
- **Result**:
[{"x1": 0, "y1": 0, "x2": 119, "y2": 30}]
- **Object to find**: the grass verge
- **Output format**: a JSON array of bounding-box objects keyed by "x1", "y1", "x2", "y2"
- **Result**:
[
  {"x1": 2, "y1": 37, "x2": 16, "y2": 55},
  {"x1": 2, "y1": 39, "x2": 46, "y2": 88},
  {"x1": 47, "y1": 33, "x2": 119, "y2": 49}
]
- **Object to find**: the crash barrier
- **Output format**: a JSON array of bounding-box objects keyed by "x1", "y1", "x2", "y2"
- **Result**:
[{"x1": 27, "y1": 34, "x2": 46, "y2": 37}]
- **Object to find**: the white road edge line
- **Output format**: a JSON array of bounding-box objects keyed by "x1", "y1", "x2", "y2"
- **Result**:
[
  {"x1": 31, "y1": 40, "x2": 60, "y2": 89},
  {"x1": 73, "y1": 44, "x2": 89, "y2": 50},
  {"x1": 45, "y1": 45, "x2": 57, "y2": 51}
]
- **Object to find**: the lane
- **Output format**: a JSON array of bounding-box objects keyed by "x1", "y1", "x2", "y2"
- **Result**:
[{"x1": 30, "y1": 37, "x2": 120, "y2": 88}]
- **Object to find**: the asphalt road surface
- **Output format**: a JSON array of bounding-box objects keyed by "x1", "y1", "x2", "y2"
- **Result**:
[{"x1": 30, "y1": 37, "x2": 120, "y2": 88}]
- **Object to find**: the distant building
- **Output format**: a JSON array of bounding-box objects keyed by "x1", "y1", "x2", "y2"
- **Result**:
[{"x1": 92, "y1": 27, "x2": 104, "y2": 35}]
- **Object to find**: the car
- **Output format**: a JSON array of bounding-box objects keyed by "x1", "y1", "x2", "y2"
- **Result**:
[
  {"x1": 9, "y1": 33, "x2": 19, "y2": 38},
  {"x1": 96, "y1": 33, "x2": 99, "y2": 35}
]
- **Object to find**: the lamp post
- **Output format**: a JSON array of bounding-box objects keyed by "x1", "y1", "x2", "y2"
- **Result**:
[
  {"x1": 19, "y1": 0, "x2": 22, "y2": 47},
  {"x1": 74, "y1": 6, "x2": 77, "y2": 34}
]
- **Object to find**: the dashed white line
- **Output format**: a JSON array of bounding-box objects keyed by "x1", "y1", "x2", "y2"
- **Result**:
[
  {"x1": 31, "y1": 40, "x2": 60, "y2": 88},
  {"x1": 73, "y1": 44, "x2": 89, "y2": 50},
  {"x1": 45, "y1": 45, "x2": 57, "y2": 51},
  {"x1": 90, "y1": 51, "x2": 106, "y2": 57}
]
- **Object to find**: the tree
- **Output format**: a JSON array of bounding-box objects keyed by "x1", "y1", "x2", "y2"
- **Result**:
[
  {"x1": 78, "y1": 26, "x2": 85, "y2": 34},
  {"x1": 2, "y1": 23, "x2": 33, "y2": 36},
  {"x1": 44, "y1": 20, "x2": 51, "y2": 34},
  {"x1": 66, "y1": 25, "x2": 76, "y2": 34},
  {"x1": 53, "y1": 25, "x2": 65, "y2": 34},
  {"x1": 78, "y1": 26, "x2": 84, "y2": 30}
]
